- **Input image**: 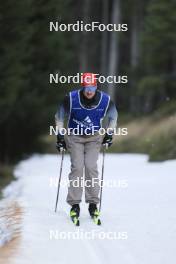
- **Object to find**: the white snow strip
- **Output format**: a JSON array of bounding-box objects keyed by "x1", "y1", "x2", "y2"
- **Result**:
[{"x1": 0, "y1": 153, "x2": 176, "y2": 264}]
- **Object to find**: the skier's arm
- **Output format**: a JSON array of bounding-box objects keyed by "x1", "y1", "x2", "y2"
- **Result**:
[
  {"x1": 55, "y1": 94, "x2": 70, "y2": 151},
  {"x1": 102, "y1": 100, "x2": 118, "y2": 147},
  {"x1": 105, "y1": 100, "x2": 118, "y2": 133},
  {"x1": 55, "y1": 94, "x2": 70, "y2": 133}
]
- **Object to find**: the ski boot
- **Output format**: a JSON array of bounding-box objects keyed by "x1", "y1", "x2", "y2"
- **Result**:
[
  {"x1": 88, "y1": 203, "x2": 101, "y2": 225},
  {"x1": 70, "y1": 204, "x2": 80, "y2": 226}
]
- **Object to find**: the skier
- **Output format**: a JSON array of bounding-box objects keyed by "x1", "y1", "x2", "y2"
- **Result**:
[{"x1": 55, "y1": 72, "x2": 118, "y2": 225}]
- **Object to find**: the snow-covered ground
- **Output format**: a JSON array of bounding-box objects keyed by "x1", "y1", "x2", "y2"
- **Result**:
[{"x1": 0, "y1": 153, "x2": 176, "y2": 264}]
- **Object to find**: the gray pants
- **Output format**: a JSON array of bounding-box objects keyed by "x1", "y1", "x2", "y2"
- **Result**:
[{"x1": 65, "y1": 134, "x2": 103, "y2": 206}]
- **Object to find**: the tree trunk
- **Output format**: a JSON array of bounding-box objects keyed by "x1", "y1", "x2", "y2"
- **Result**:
[
  {"x1": 129, "y1": 1, "x2": 143, "y2": 113},
  {"x1": 107, "y1": 0, "x2": 120, "y2": 100},
  {"x1": 131, "y1": 15, "x2": 139, "y2": 69},
  {"x1": 130, "y1": 11, "x2": 140, "y2": 113},
  {"x1": 79, "y1": 0, "x2": 90, "y2": 72},
  {"x1": 101, "y1": 0, "x2": 109, "y2": 77}
]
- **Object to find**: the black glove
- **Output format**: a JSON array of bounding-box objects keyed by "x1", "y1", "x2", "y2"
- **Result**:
[
  {"x1": 56, "y1": 134, "x2": 67, "y2": 152},
  {"x1": 102, "y1": 133, "x2": 113, "y2": 148}
]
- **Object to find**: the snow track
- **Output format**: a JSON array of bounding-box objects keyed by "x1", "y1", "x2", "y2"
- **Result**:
[{"x1": 0, "y1": 153, "x2": 176, "y2": 264}]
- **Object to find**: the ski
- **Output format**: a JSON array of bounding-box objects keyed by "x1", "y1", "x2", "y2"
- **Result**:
[{"x1": 70, "y1": 214, "x2": 101, "y2": 226}]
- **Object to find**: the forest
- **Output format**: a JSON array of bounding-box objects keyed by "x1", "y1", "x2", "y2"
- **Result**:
[{"x1": 0, "y1": 0, "x2": 176, "y2": 169}]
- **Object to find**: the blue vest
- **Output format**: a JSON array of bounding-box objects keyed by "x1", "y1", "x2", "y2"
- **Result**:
[{"x1": 68, "y1": 89, "x2": 110, "y2": 134}]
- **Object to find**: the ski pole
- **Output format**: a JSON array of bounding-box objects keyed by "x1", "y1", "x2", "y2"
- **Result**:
[
  {"x1": 55, "y1": 149, "x2": 65, "y2": 213},
  {"x1": 99, "y1": 144, "x2": 107, "y2": 212}
]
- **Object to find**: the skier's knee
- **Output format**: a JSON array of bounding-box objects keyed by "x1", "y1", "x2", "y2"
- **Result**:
[
  {"x1": 71, "y1": 163, "x2": 84, "y2": 174},
  {"x1": 85, "y1": 160, "x2": 97, "y2": 171}
]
